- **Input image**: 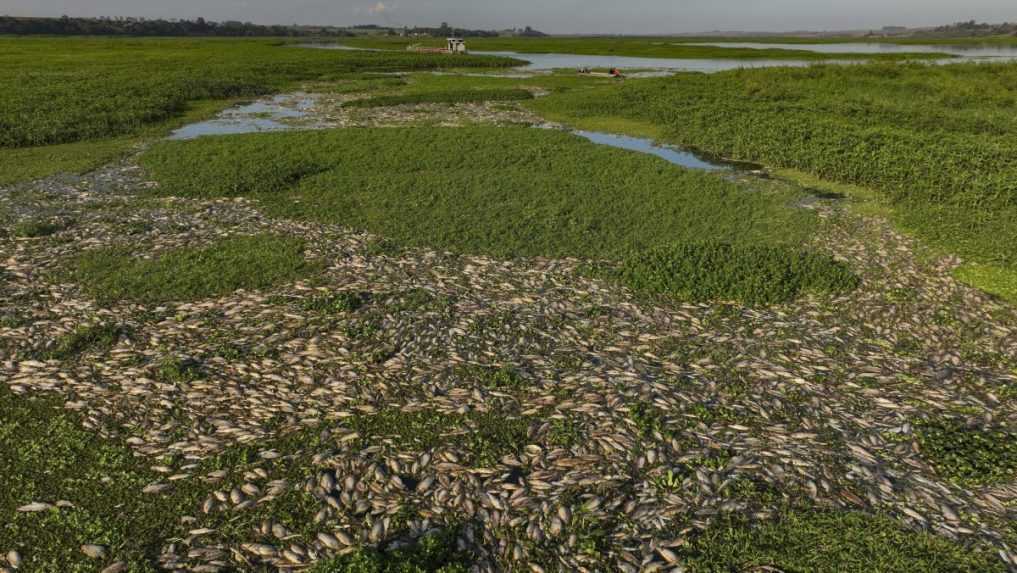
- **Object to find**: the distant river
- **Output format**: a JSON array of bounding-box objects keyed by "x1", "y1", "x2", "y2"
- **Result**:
[{"x1": 305, "y1": 43, "x2": 1017, "y2": 74}]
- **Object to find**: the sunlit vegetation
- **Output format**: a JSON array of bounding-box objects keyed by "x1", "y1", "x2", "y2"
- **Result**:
[
  {"x1": 140, "y1": 127, "x2": 856, "y2": 304},
  {"x1": 611, "y1": 242, "x2": 859, "y2": 304},
  {"x1": 916, "y1": 419, "x2": 1017, "y2": 486},
  {"x1": 68, "y1": 234, "x2": 321, "y2": 304},
  {"x1": 531, "y1": 62, "x2": 1017, "y2": 294},
  {"x1": 0, "y1": 37, "x2": 519, "y2": 149}
]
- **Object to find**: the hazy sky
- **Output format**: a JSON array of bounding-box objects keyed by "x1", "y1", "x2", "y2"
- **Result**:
[{"x1": 2, "y1": 0, "x2": 1017, "y2": 34}]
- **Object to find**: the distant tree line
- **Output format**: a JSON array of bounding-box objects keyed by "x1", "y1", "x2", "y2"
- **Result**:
[
  {"x1": 395, "y1": 22, "x2": 547, "y2": 38},
  {"x1": 0, "y1": 15, "x2": 352, "y2": 37},
  {"x1": 931, "y1": 20, "x2": 1017, "y2": 37}
]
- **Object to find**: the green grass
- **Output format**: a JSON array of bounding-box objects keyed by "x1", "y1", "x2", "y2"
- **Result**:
[
  {"x1": 67, "y1": 234, "x2": 320, "y2": 304},
  {"x1": 0, "y1": 37, "x2": 520, "y2": 150},
  {"x1": 345, "y1": 88, "x2": 534, "y2": 108},
  {"x1": 916, "y1": 419, "x2": 1017, "y2": 486},
  {"x1": 341, "y1": 36, "x2": 951, "y2": 61},
  {"x1": 532, "y1": 62, "x2": 1017, "y2": 291},
  {"x1": 610, "y1": 242, "x2": 859, "y2": 305},
  {"x1": 680, "y1": 509, "x2": 1006, "y2": 572},
  {"x1": 140, "y1": 127, "x2": 851, "y2": 304}
]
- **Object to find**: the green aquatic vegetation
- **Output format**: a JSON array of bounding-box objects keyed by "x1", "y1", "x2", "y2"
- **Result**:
[
  {"x1": 455, "y1": 365, "x2": 527, "y2": 390},
  {"x1": 0, "y1": 386, "x2": 191, "y2": 571},
  {"x1": 954, "y1": 264, "x2": 1017, "y2": 303},
  {"x1": 142, "y1": 128, "x2": 840, "y2": 304},
  {"x1": 302, "y1": 290, "x2": 371, "y2": 314},
  {"x1": 43, "y1": 322, "x2": 129, "y2": 360},
  {"x1": 12, "y1": 219, "x2": 64, "y2": 238},
  {"x1": 309, "y1": 528, "x2": 469, "y2": 573},
  {"x1": 681, "y1": 509, "x2": 1006, "y2": 572},
  {"x1": 0, "y1": 37, "x2": 520, "y2": 149},
  {"x1": 68, "y1": 234, "x2": 321, "y2": 304},
  {"x1": 916, "y1": 419, "x2": 1017, "y2": 486},
  {"x1": 154, "y1": 357, "x2": 203, "y2": 384},
  {"x1": 612, "y1": 242, "x2": 860, "y2": 305},
  {"x1": 345, "y1": 88, "x2": 534, "y2": 108},
  {"x1": 0, "y1": 99, "x2": 242, "y2": 186},
  {"x1": 531, "y1": 63, "x2": 1017, "y2": 280}
]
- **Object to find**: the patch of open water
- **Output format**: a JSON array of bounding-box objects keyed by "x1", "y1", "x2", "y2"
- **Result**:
[
  {"x1": 471, "y1": 50, "x2": 822, "y2": 73},
  {"x1": 572, "y1": 130, "x2": 753, "y2": 172},
  {"x1": 168, "y1": 94, "x2": 321, "y2": 140}
]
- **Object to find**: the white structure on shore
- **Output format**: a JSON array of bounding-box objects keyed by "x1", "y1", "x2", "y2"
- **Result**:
[{"x1": 446, "y1": 37, "x2": 467, "y2": 54}]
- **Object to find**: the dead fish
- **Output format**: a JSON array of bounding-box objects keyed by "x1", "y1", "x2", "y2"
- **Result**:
[
  {"x1": 81, "y1": 545, "x2": 107, "y2": 559},
  {"x1": 17, "y1": 502, "x2": 53, "y2": 512},
  {"x1": 317, "y1": 532, "x2": 341, "y2": 550},
  {"x1": 5, "y1": 551, "x2": 21, "y2": 569}
]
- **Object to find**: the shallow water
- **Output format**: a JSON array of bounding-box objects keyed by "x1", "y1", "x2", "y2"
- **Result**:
[
  {"x1": 169, "y1": 94, "x2": 321, "y2": 140},
  {"x1": 302, "y1": 43, "x2": 824, "y2": 73},
  {"x1": 572, "y1": 130, "x2": 753, "y2": 172},
  {"x1": 686, "y1": 41, "x2": 1017, "y2": 59}
]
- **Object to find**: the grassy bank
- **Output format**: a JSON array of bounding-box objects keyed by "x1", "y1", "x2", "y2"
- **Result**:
[
  {"x1": 341, "y1": 36, "x2": 951, "y2": 61},
  {"x1": 530, "y1": 62, "x2": 1017, "y2": 298}
]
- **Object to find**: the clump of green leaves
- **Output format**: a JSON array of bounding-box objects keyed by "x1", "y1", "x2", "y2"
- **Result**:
[
  {"x1": 612, "y1": 242, "x2": 860, "y2": 305},
  {"x1": 12, "y1": 219, "x2": 63, "y2": 238},
  {"x1": 42, "y1": 322, "x2": 128, "y2": 360},
  {"x1": 68, "y1": 234, "x2": 321, "y2": 304},
  {"x1": 310, "y1": 528, "x2": 469, "y2": 573},
  {"x1": 302, "y1": 290, "x2": 369, "y2": 314},
  {"x1": 344, "y1": 88, "x2": 533, "y2": 108},
  {"x1": 155, "y1": 357, "x2": 203, "y2": 384},
  {"x1": 455, "y1": 365, "x2": 526, "y2": 391},
  {"x1": 916, "y1": 419, "x2": 1017, "y2": 486}
]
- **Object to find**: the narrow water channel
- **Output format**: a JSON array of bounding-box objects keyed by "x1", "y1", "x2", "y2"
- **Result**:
[
  {"x1": 168, "y1": 94, "x2": 753, "y2": 173},
  {"x1": 573, "y1": 131, "x2": 736, "y2": 171}
]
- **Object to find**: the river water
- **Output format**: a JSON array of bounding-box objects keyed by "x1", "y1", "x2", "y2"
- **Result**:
[{"x1": 306, "y1": 41, "x2": 1017, "y2": 74}]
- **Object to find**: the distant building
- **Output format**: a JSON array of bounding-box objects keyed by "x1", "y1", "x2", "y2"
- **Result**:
[{"x1": 446, "y1": 37, "x2": 467, "y2": 54}]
